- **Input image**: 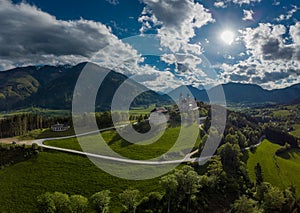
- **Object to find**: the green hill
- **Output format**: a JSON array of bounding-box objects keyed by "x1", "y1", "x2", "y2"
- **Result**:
[
  {"x1": 247, "y1": 139, "x2": 300, "y2": 197},
  {"x1": 0, "y1": 151, "x2": 163, "y2": 213}
]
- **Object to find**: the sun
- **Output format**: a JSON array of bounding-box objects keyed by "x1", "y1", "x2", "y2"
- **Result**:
[{"x1": 220, "y1": 30, "x2": 235, "y2": 45}]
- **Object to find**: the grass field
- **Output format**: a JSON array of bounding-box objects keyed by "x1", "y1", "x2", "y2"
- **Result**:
[
  {"x1": 0, "y1": 151, "x2": 164, "y2": 213},
  {"x1": 45, "y1": 125, "x2": 201, "y2": 160},
  {"x1": 291, "y1": 124, "x2": 300, "y2": 138},
  {"x1": 247, "y1": 139, "x2": 300, "y2": 197},
  {"x1": 272, "y1": 109, "x2": 291, "y2": 118},
  {"x1": 0, "y1": 107, "x2": 70, "y2": 117},
  {"x1": 18, "y1": 128, "x2": 76, "y2": 140}
]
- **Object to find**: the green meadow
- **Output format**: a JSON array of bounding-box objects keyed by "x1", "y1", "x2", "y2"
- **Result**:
[
  {"x1": 0, "y1": 151, "x2": 164, "y2": 213},
  {"x1": 247, "y1": 139, "x2": 300, "y2": 197},
  {"x1": 45, "y1": 125, "x2": 201, "y2": 160},
  {"x1": 291, "y1": 124, "x2": 300, "y2": 138}
]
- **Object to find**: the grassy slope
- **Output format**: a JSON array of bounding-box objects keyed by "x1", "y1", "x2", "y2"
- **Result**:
[
  {"x1": 0, "y1": 107, "x2": 70, "y2": 117},
  {"x1": 247, "y1": 139, "x2": 300, "y2": 197},
  {"x1": 291, "y1": 124, "x2": 300, "y2": 138},
  {"x1": 45, "y1": 126, "x2": 201, "y2": 160},
  {"x1": 0, "y1": 151, "x2": 163, "y2": 213},
  {"x1": 18, "y1": 128, "x2": 75, "y2": 140},
  {"x1": 272, "y1": 110, "x2": 291, "y2": 118}
]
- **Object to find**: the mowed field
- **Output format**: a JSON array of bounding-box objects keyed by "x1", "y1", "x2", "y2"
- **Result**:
[
  {"x1": 247, "y1": 139, "x2": 300, "y2": 197},
  {"x1": 291, "y1": 124, "x2": 300, "y2": 138},
  {"x1": 0, "y1": 125, "x2": 200, "y2": 212},
  {"x1": 0, "y1": 151, "x2": 164, "y2": 213},
  {"x1": 44, "y1": 126, "x2": 201, "y2": 160}
]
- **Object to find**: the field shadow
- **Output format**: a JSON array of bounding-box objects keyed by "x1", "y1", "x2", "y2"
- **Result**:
[{"x1": 277, "y1": 148, "x2": 300, "y2": 160}]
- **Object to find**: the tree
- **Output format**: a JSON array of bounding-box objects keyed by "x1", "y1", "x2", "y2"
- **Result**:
[
  {"x1": 174, "y1": 166, "x2": 200, "y2": 212},
  {"x1": 70, "y1": 195, "x2": 88, "y2": 213},
  {"x1": 37, "y1": 192, "x2": 71, "y2": 213},
  {"x1": 217, "y1": 142, "x2": 242, "y2": 175},
  {"x1": 136, "y1": 192, "x2": 162, "y2": 213},
  {"x1": 262, "y1": 185, "x2": 285, "y2": 213},
  {"x1": 206, "y1": 156, "x2": 226, "y2": 189},
  {"x1": 160, "y1": 174, "x2": 178, "y2": 213},
  {"x1": 282, "y1": 186, "x2": 298, "y2": 212},
  {"x1": 254, "y1": 163, "x2": 263, "y2": 185},
  {"x1": 51, "y1": 192, "x2": 72, "y2": 213},
  {"x1": 89, "y1": 190, "x2": 111, "y2": 213},
  {"x1": 37, "y1": 192, "x2": 56, "y2": 213},
  {"x1": 119, "y1": 189, "x2": 140, "y2": 213},
  {"x1": 231, "y1": 195, "x2": 262, "y2": 213},
  {"x1": 224, "y1": 133, "x2": 239, "y2": 145}
]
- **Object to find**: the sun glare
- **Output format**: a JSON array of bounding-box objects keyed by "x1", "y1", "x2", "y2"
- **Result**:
[{"x1": 221, "y1": 30, "x2": 235, "y2": 45}]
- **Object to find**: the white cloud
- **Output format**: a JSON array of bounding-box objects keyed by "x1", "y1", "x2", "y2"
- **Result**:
[
  {"x1": 131, "y1": 66, "x2": 183, "y2": 92},
  {"x1": 214, "y1": 1, "x2": 227, "y2": 8},
  {"x1": 105, "y1": 0, "x2": 119, "y2": 5},
  {"x1": 242, "y1": 10, "x2": 254, "y2": 21},
  {"x1": 275, "y1": 5, "x2": 299, "y2": 21},
  {"x1": 218, "y1": 22, "x2": 300, "y2": 89},
  {"x1": 0, "y1": 0, "x2": 215, "y2": 93},
  {"x1": 139, "y1": 0, "x2": 214, "y2": 79},
  {"x1": 240, "y1": 23, "x2": 297, "y2": 61},
  {"x1": 0, "y1": 0, "x2": 142, "y2": 72},
  {"x1": 214, "y1": 0, "x2": 261, "y2": 7}
]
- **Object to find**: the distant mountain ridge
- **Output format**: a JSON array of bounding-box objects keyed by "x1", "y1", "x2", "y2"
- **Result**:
[
  {"x1": 170, "y1": 82, "x2": 300, "y2": 106},
  {"x1": 0, "y1": 63, "x2": 170, "y2": 111},
  {"x1": 1, "y1": 63, "x2": 300, "y2": 111}
]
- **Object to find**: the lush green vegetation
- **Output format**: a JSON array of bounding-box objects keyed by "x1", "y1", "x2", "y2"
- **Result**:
[
  {"x1": 247, "y1": 139, "x2": 300, "y2": 197},
  {"x1": 2, "y1": 102, "x2": 300, "y2": 212},
  {"x1": 0, "y1": 107, "x2": 70, "y2": 118},
  {"x1": 0, "y1": 151, "x2": 164, "y2": 213},
  {"x1": 273, "y1": 109, "x2": 291, "y2": 118},
  {"x1": 45, "y1": 125, "x2": 200, "y2": 160},
  {"x1": 291, "y1": 124, "x2": 300, "y2": 138},
  {"x1": 0, "y1": 143, "x2": 40, "y2": 168},
  {"x1": 18, "y1": 128, "x2": 75, "y2": 140}
]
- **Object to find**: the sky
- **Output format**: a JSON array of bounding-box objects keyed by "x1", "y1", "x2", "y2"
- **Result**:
[{"x1": 0, "y1": 0, "x2": 300, "y2": 92}]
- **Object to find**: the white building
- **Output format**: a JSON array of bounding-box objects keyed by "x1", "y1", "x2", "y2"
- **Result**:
[{"x1": 51, "y1": 123, "x2": 70, "y2": 132}]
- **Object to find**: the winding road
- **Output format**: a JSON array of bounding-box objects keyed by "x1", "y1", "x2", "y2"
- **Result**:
[{"x1": 8, "y1": 126, "x2": 264, "y2": 165}]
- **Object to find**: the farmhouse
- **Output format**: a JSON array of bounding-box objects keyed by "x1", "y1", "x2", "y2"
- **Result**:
[{"x1": 51, "y1": 123, "x2": 70, "y2": 132}]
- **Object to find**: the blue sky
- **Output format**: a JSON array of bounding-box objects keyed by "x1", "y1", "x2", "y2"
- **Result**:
[{"x1": 1, "y1": 0, "x2": 300, "y2": 92}]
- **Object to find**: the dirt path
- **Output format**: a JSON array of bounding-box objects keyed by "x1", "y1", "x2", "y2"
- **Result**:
[{"x1": 0, "y1": 137, "x2": 35, "y2": 145}]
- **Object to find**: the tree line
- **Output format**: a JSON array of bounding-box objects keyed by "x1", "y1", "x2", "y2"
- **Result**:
[{"x1": 0, "y1": 111, "x2": 150, "y2": 138}]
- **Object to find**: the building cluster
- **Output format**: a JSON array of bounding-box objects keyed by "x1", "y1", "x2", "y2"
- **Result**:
[{"x1": 178, "y1": 93, "x2": 198, "y2": 111}]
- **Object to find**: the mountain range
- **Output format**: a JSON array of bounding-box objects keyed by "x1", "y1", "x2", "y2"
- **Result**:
[
  {"x1": 1, "y1": 62, "x2": 300, "y2": 111},
  {"x1": 0, "y1": 63, "x2": 170, "y2": 111},
  {"x1": 170, "y1": 83, "x2": 300, "y2": 106}
]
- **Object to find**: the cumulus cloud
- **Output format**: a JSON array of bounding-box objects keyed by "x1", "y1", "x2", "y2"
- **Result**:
[
  {"x1": 242, "y1": 10, "x2": 254, "y2": 21},
  {"x1": 131, "y1": 66, "x2": 183, "y2": 92},
  {"x1": 275, "y1": 5, "x2": 299, "y2": 21},
  {"x1": 0, "y1": 0, "x2": 215, "y2": 93},
  {"x1": 214, "y1": 1, "x2": 227, "y2": 8},
  {"x1": 0, "y1": 0, "x2": 141, "y2": 71},
  {"x1": 240, "y1": 23, "x2": 299, "y2": 61},
  {"x1": 214, "y1": 0, "x2": 261, "y2": 8},
  {"x1": 139, "y1": 0, "x2": 214, "y2": 83},
  {"x1": 219, "y1": 22, "x2": 300, "y2": 89},
  {"x1": 220, "y1": 57, "x2": 300, "y2": 89}
]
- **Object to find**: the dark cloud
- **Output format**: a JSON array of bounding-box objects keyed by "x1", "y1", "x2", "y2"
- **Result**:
[
  {"x1": 0, "y1": 0, "x2": 114, "y2": 59},
  {"x1": 0, "y1": 0, "x2": 138, "y2": 69},
  {"x1": 262, "y1": 38, "x2": 294, "y2": 60},
  {"x1": 142, "y1": 0, "x2": 196, "y2": 28}
]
